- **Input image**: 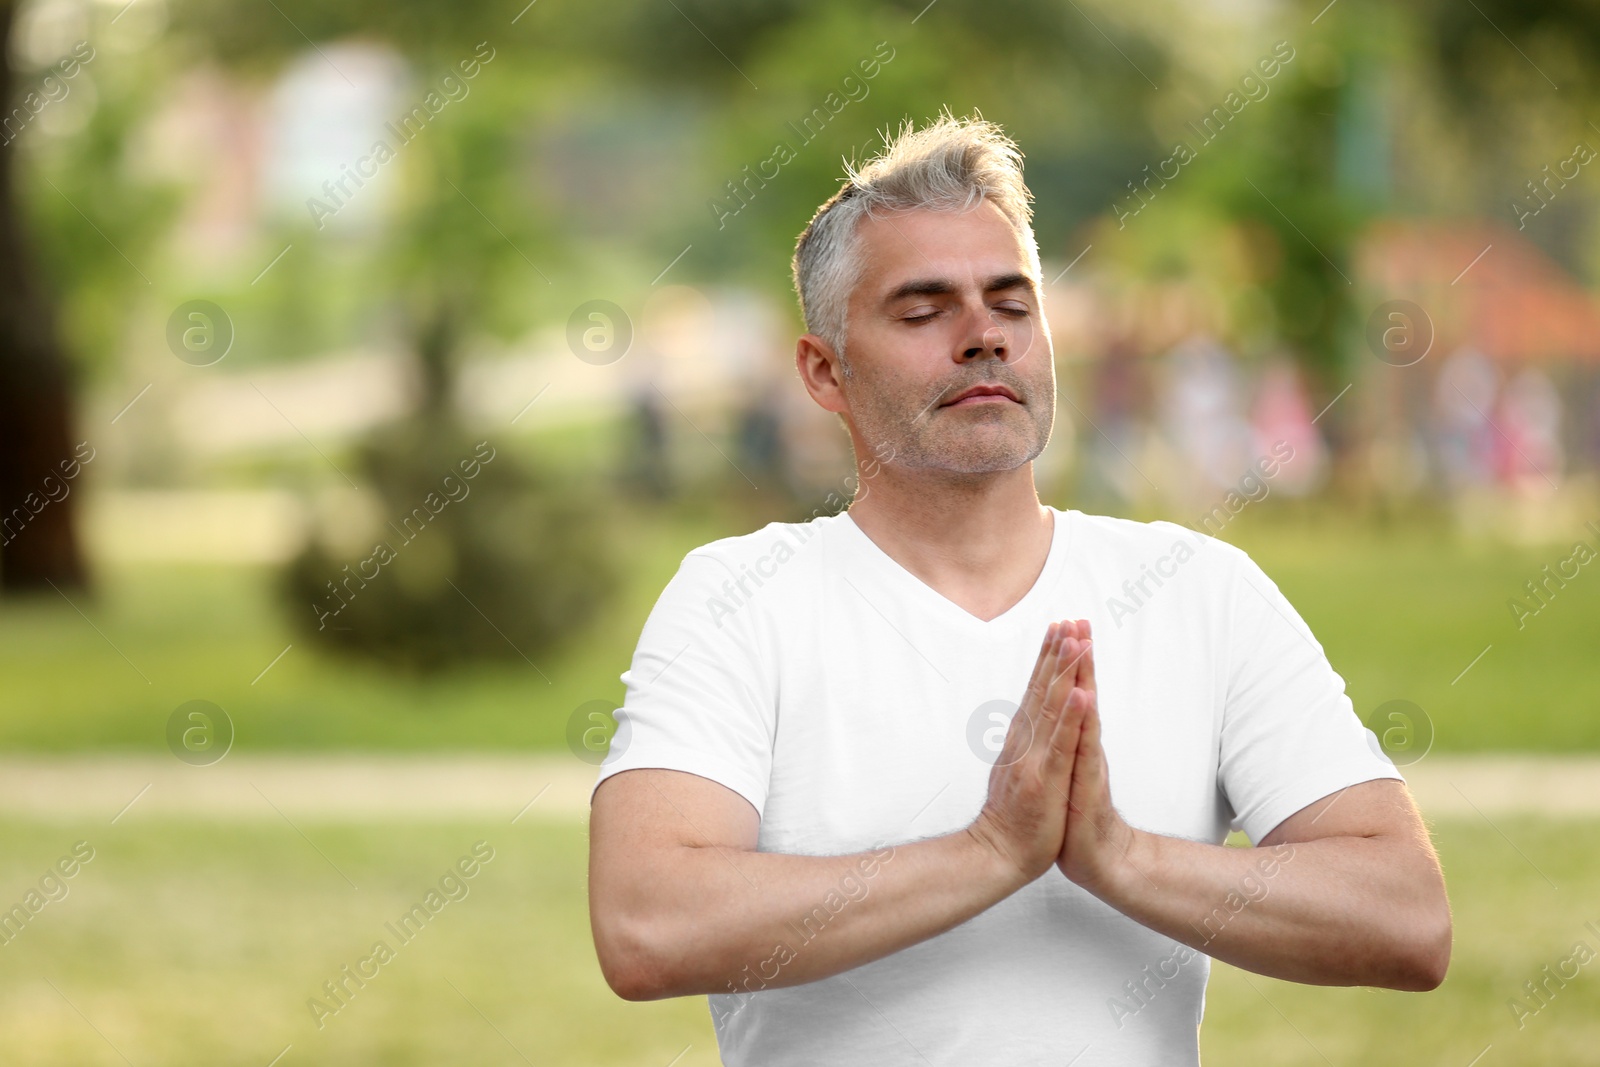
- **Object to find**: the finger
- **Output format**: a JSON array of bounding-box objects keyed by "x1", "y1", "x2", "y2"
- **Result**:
[
  {"x1": 1073, "y1": 687, "x2": 1103, "y2": 782},
  {"x1": 1077, "y1": 631, "x2": 1097, "y2": 697},
  {"x1": 1031, "y1": 641, "x2": 1076, "y2": 781},
  {"x1": 1027, "y1": 622, "x2": 1061, "y2": 693},
  {"x1": 1068, "y1": 690, "x2": 1111, "y2": 831},
  {"x1": 1057, "y1": 636, "x2": 1090, "y2": 693},
  {"x1": 1021, "y1": 624, "x2": 1064, "y2": 721},
  {"x1": 1045, "y1": 682, "x2": 1088, "y2": 778},
  {"x1": 1044, "y1": 639, "x2": 1088, "y2": 742},
  {"x1": 1045, "y1": 637, "x2": 1080, "y2": 714},
  {"x1": 1000, "y1": 626, "x2": 1061, "y2": 768}
]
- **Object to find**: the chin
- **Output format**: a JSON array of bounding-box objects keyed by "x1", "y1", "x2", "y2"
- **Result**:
[{"x1": 936, "y1": 446, "x2": 1039, "y2": 474}]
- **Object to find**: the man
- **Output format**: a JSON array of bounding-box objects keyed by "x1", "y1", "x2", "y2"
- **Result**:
[{"x1": 587, "y1": 112, "x2": 1451, "y2": 1065}]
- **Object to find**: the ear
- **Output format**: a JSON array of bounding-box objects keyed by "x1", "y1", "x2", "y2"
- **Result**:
[{"x1": 795, "y1": 333, "x2": 849, "y2": 415}]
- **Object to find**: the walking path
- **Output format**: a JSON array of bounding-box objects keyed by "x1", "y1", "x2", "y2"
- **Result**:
[{"x1": 0, "y1": 753, "x2": 1595, "y2": 824}]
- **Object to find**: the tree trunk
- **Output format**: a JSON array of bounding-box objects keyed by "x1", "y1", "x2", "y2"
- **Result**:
[{"x1": 0, "y1": 0, "x2": 88, "y2": 594}]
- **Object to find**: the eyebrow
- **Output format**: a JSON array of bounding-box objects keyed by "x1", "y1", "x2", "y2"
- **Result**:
[{"x1": 882, "y1": 271, "x2": 1038, "y2": 305}]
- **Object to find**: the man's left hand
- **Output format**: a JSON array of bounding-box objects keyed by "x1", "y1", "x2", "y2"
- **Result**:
[{"x1": 1053, "y1": 620, "x2": 1142, "y2": 897}]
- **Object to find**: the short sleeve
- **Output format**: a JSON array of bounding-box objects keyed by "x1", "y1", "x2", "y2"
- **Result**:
[
  {"x1": 589, "y1": 549, "x2": 776, "y2": 818},
  {"x1": 1216, "y1": 544, "x2": 1402, "y2": 844}
]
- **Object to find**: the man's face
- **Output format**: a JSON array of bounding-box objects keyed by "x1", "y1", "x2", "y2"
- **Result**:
[{"x1": 831, "y1": 200, "x2": 1055, "y2": 475}]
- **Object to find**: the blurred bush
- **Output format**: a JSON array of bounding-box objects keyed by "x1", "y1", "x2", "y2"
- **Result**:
[
  {"x1": 281, "y1": 418, "x2": 625, "y2": 674},
  {"x1": 280, "y1": 298, "x2": 626, "y2": 675}
]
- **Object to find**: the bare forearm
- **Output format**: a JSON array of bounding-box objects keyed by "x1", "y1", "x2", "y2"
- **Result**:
[
  {"x1": 618, "y1": 828, "x2": 1022, "y2": 999},
  {"x1": 1098, "y1": 830, "x2": 1450, "y2": 990}
]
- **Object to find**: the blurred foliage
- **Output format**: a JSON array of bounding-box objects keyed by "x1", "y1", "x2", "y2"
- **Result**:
[
  {"x1": 21, "y1": 4, "x2": 181, "y2": 379},
  {"x1": 16, "y1": 0, "x2": 1600, "y2": 390},
  {"x1": 278, "y1": 295, "x2": 625, "y2": 672},
  {"x1": 9, "y1": 0, "x2": 1600, "y2": 646},
  {"x1": 280, "y1": 417, "x2": 626, "y2": 674}
]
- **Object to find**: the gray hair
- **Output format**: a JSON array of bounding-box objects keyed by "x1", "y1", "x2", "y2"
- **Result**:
[{"x1": 790, "y1": 110, "x2": 1041, "y2": 376}]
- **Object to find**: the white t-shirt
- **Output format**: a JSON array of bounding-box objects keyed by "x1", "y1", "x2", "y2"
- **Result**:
[{"x1": 591, "y1": 505, "x2": 1400, "y2": 1066}]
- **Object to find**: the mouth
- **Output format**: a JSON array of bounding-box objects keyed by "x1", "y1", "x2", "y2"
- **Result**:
[{"x1": 942, "y1": 385, "x2": 1021, "y2": 407}]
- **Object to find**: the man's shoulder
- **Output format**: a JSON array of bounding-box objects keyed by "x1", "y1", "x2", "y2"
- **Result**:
[
  {"x1": 1063, "y1": 506, "x2": 1251, "y2": 582},
  {"x1": 1064, "y1": 506, "x2": 1227, "y2": 553},
  {"x1": 656, "y1": 514, "x2": 841, "y2": 636},
  {"x1": 676, "y1": 512, "x2": 841, "y2": 584}
]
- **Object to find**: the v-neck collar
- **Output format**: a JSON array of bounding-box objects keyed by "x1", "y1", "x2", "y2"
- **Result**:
[{"x1": 836, "y1": 505, "x2": 1073, "y2": 634}]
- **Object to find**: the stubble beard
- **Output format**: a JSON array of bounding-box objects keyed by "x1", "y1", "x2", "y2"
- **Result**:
[{"x1": 844, "y1": 370, "x2": 1054, "y2": 477}]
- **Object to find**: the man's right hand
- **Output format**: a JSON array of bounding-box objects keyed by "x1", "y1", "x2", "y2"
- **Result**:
[{"x1": 966, "y1": 620, "x2": 1091, "y2": 886}]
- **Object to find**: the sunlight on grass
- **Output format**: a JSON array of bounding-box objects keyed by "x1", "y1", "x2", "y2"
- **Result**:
[{"x1": 0, "y1": 815, "x2": 1593, "y2": 1065}]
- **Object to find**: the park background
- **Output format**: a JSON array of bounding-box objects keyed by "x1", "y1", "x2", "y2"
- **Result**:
[{"x1": 1, "y1": 0, "x2": 1598, "y2": 1062}]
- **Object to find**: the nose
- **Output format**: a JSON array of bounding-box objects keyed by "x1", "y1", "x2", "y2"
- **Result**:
[{"x1": 963, "y1": 313, "x2": 1011, "y2": 361}]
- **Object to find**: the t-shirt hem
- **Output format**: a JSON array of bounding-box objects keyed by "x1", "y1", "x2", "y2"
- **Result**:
[
  {"x1": 591, "y1": 747, "x2": 769, "y2": 819},
  {"x1": 1239, "y1": 764, "x2": 1406, "y2": 844}
]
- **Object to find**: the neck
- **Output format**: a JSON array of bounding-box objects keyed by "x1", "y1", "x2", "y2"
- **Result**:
[{"x1": 844, "y1": 460, "x2": 1054, "y2": 611}]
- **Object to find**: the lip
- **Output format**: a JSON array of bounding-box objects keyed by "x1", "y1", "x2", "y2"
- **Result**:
[{"x1": 943, "y1": 385, "x2": 1021, "y2": 406}]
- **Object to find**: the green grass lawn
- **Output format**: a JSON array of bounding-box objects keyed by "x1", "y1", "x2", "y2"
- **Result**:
[
  {"x1": 0, "y1": 499, "x2": 1593, "y2": 752},
  {"x1": 1203, "y1": 814, "x2": 1600, "y2": 1066},
  {"x1": 0, "y1": 497, "x2": 731, "y2": 753},
  {"x1": 0, "y1": 813, "x2": 1594, "y2": 1065},
  {"x1": 1222, "y1": 509, "x2": 1600, "y2": 754}
]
